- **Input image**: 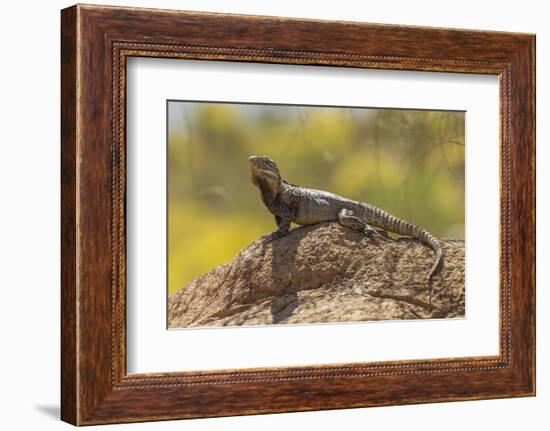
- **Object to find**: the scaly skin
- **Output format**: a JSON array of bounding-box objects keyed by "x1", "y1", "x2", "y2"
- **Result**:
[{"x1": 249, "y1": 155, "x2": 443, "y2": 279}]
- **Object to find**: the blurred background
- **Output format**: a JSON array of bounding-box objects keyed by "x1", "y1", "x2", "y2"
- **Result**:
[{"x1": 168, "y1": 101, "x2": 465, "y2": 294}]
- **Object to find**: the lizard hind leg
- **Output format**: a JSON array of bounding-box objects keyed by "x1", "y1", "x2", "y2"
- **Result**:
[
  {"x1": 338, "y1": 208, "x2": 367, "y2": 232},
  {"x1": 338, "y1": 208, "x2": 390, "y2": 241}
]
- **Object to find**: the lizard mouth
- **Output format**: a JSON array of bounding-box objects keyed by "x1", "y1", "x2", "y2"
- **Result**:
[{"x1": 248, "y1": 155, "x2": 281, "y2": 182}]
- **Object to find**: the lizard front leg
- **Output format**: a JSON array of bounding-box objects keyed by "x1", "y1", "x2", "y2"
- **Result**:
[{"x1": 262, "y1": 210, "x2": 292, "y2": 243}]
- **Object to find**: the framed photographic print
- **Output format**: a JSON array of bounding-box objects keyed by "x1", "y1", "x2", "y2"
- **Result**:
[{"x1": 61, "y1": 4, "x2": 535, "y2": 425}]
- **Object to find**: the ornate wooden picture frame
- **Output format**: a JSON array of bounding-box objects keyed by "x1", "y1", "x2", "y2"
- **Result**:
[{"x1": 61, "y1": 4, "x2": 535, "y2": 425}]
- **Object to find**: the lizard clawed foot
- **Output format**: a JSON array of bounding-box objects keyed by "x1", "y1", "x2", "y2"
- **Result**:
[
  {"x1": 374, "y1": 229, "x2": 391, "y2": 241},
  {"x1": 364, "y1": 227, "x2": 391, "y2": 241},
  {"x1": 261, "y1": 230, "x2": 287, "y2": 243}
]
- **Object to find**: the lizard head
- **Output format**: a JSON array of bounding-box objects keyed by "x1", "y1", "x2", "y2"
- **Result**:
[{"x1": 248, "y1": 156, "x2": 281, "y2": 190}]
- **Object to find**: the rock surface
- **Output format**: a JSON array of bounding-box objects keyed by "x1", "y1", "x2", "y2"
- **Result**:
[{"x1": 168, "y1": 222, "x2": 465, "y2": 328}]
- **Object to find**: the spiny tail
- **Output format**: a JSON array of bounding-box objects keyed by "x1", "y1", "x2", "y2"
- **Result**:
[{"x1": 365, "y1": 205, "x2": 443, "y2": 279}]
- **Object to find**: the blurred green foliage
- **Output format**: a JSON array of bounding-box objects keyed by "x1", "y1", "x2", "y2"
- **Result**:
[{"x1": 168, "y1": 102, "x2": 465, "y2": 294}]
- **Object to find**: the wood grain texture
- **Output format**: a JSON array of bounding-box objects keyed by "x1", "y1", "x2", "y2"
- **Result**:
[
  {"x1": 60, "y1": 4, "x2": 535, "y2": 425},
  {"x1": 60, "y1": 6, "x2": 78, "y2": 425}
]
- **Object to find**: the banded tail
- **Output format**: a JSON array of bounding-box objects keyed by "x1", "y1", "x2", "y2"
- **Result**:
[{"x1": 363, "y1": 204, "x2": 443, "y2": 279}]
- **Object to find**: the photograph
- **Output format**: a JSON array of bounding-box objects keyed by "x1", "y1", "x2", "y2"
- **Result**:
[{"x1": 167, "y1": 101, "x2": 466, "y2": 328}]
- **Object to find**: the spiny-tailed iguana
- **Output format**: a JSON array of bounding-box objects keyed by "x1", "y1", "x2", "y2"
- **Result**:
[{"x1": 248, "y1": 155, "x2": 443, "y2": 279}]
